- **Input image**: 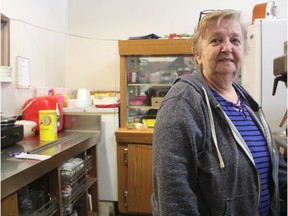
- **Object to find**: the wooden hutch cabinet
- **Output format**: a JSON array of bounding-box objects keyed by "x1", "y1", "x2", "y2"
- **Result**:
[{"x1": 116, "y1": 39, "x2": 194, "y2": 215}]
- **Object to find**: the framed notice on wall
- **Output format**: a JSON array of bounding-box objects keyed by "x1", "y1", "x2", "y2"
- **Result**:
[{"x1": 16, "y1": 56, "x2": 30, "y2": 88}]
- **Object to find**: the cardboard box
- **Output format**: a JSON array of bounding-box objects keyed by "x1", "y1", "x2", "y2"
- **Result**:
[{"x1": 151, "y1": 97, "x2": 163, "y2": 107}]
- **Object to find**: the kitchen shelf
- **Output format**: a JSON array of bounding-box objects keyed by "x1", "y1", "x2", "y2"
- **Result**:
[
  {"x1": 1, "y1": 76, "x2": 12, "y2": 82},
  {"x1": 127, "y1": 106, "x2": 159, "y2": 110},
  {"x1": 1, "y1": 66, "x2": 12, "y2": 82},
  {"x1": 127, "y1": 83, "x2": 172, "y2": 87}
]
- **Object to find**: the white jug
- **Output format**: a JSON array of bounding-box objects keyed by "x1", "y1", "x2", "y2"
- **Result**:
[{"x1": 75, "y1": 89, "x2": 92, "y2": 107}]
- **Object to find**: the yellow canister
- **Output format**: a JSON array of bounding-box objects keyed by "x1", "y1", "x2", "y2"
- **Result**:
[{"x1": 39, "y1": 110, "x2": 57, "y2": 141}]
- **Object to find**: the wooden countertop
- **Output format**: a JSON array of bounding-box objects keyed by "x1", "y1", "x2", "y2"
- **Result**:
[{"x1": 115, "y1": 127, "x2": 153, "y2": 144}]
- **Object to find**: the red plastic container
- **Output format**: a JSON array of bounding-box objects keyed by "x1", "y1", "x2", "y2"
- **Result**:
[{"x1": 22, "y1": 96, "x2": 64, "y2": 132}]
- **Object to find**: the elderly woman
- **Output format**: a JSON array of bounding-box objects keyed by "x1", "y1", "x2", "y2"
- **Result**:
[{"x1": 152, "y1": 10, "x2": 287, "y2": 216}]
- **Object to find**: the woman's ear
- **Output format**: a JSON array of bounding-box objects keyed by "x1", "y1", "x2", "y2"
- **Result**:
[{"x1": 193, "y1": 49, "x2": 201, "y2": 66}]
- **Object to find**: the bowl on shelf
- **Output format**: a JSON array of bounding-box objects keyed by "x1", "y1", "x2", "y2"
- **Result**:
[
  {"x1": 129, "y1": 99, "x2": 146, "y2": 106},
  {"x1": 129, "y1": 95, "x2": 147, "y2": 106},
  {"x1": 93, "y1": 96, "x2": 119, "y2": 108}
]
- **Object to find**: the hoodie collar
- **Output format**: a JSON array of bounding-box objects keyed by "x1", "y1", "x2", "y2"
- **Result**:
[{"x1": 175, "y1": 70, "x2": 260, "y2": 112}]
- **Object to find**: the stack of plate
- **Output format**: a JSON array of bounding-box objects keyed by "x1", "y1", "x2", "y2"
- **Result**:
[{"x1": 0, "y1": 66, "x2": 12, "y2": 77}]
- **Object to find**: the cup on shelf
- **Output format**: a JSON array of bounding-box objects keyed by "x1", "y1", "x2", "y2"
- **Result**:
[{"x1": 75, "y1": 89, "x2": 92, "y2": 108}]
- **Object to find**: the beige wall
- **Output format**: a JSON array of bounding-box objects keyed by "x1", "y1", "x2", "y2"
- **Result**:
[
  {"x1": 1, "y1": 0, "x2": 287, "y2": 116},
  {"x1": 1, "y1": 0, "x2": 67, "y2": 116},
  {"x1": 66, "y1": 0, "x2": 287, "y2": 91}
]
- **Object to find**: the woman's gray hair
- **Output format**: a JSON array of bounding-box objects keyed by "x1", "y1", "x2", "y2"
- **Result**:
[{"x1": 191, "y1": 10, "x2": 248, "y2": 68}]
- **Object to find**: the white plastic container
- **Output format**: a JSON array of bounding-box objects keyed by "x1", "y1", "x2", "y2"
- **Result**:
[{"x1": 15, "y1": 120, "x2": 37, "y2": 138}]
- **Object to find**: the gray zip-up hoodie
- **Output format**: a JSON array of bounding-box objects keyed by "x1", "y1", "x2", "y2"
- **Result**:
[{"x1": 152, "y1": 70, "x2": 287, "y2": 216}]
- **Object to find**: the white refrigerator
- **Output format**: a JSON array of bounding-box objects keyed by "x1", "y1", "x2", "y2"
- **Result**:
[{"x1": 241, "y1": 19, "x2": 287, "y2": 134}]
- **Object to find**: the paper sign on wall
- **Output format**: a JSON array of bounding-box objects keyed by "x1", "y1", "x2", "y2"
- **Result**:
[{"x1": 16, "y1": 56, "x2": 30, "y2": 88}]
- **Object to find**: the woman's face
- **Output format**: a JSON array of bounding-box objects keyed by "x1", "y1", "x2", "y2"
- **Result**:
[{"x1": 195, "y1": 18, "x2": 244, "y2": 80}]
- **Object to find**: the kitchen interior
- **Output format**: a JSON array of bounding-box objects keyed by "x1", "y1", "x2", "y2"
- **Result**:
[{"x1": 1, "y1": 0, "x2": 287, "y2": 216}]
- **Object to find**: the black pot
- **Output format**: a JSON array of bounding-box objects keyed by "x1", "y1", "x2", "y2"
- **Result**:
[{"x1": 1, "y1": 116, "x2": 17, "y2": 127}]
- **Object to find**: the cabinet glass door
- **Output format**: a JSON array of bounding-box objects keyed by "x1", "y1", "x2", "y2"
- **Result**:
[{"x1": 125, "y1": 55, "x2": 195, "y2": 128}]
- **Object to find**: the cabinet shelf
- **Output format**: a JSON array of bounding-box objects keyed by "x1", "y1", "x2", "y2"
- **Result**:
[
  {"x1": 127, "y1": 83, "x2": 172, "y2": 87},
  {"x1": 127, "y1": 106, "x2": 159, "y2": 110}
]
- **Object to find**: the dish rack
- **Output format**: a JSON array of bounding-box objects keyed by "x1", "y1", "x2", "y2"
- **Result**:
[
  {"x1": 60, "y1": 155, "x2": 93, "y2": 214},
  {"x1": 18, "y1": 186, "x2": 58, "y2": 216},
  {"x1": 31, "y1": 197, "x2": 58, "y2": 216}
]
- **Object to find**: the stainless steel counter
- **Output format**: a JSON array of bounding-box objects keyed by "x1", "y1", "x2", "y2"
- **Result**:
[{"x1": 1, "y1": 114, "x2": 102, "y2": 199}]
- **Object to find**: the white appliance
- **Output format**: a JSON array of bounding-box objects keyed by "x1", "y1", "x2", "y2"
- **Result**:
[
  {"x1": 63, "y1": 107, "x2": 119, "y2": 201},
  {"x1": 241, "y1": 19, "x2": 287, "y2": 134}
]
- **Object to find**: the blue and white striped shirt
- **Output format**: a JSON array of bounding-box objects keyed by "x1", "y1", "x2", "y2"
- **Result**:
[{"x1": 212, "y1": 89, "x2": 271, "y2": 216}]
